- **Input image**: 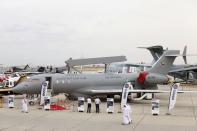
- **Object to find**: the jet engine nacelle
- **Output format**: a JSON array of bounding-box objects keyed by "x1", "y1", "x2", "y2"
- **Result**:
[{"x1": 137, "y1": 72, "x2": 169, "y2": 85}]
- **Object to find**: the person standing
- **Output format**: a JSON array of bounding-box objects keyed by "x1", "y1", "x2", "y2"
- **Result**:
[
  {"x1": 22, "y1": 97, "x2": 28, "y2": 113},
  {"x1": 127, "y1": 104, "x2": 132, "y2": 124},
  {"x1": 122, "y1": 105, "x2": 131, "y2": 125},
  {"x1": 95, "y1": 97, "x2": 101, "y2": 113},
  {"x1": 87, "y1": 97, "x2": 92, "y2": 113}
]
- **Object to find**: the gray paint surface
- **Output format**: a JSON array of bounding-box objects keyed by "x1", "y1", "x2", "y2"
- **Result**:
[{"x1": 13, "y1": 50, "x2": 179, "y2": 97}]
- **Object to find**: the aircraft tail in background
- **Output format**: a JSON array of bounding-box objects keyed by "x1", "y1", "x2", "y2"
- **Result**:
[{"x1": 148, "y1": 50, "x2": 180, "y2": 75}]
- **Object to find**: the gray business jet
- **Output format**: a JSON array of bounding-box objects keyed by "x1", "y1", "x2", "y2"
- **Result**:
[{"x1": 13, "y1": 50, "x2": 180, "y2": 98}]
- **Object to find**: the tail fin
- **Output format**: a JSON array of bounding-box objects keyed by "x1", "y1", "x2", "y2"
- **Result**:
[
  {"x1": 24, "y1": 64, "x2": 30, "y2": 70},
  {"x1": 139, "y1": 45, "x2": 188, "y2": 65},
  {"x1": 183, "y1": 45, "x2": 187, "y2": 64},
  {"x1": 148, "y1": 50, "x2": 180, "y2": 75},
  {"x1": 138, "y1": 45, "x2": 165, "y2": 63}
]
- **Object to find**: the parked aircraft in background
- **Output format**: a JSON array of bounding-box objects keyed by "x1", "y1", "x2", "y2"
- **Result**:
[
  {"x1": 107, "y1": 45, "x2": 197, "y2": 84},
  {"x1": 2, "y1": 64, "x2": 68, "y2": 75},
  {"x1": 141, "y1": 45, "x2": 197, "y2": 84},
  {"x1": 0, "y1": 74, "x2": 8, "y2": 88},
  {"x1": 0, "y1": 73, "x2": 24, "y2": 88},
  {"x1": 13, "y1": 50, "x2": 180, "y2": 98}
]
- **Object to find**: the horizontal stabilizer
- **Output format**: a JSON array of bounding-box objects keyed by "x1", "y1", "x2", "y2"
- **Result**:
[
  {"x1": 138, "y1": 45, "x2": 164, "y2": 51},
  {"x1": 148, "y1": 50, "x2": 180, "y2": 75},
  {"x1": 169, "y1": 66, "x2": 197, "y2": 73}
]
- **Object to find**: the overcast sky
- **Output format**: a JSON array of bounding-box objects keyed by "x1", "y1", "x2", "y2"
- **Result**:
[{"x1": 0, "y1": 0, "x2": 197, "y2": 66}]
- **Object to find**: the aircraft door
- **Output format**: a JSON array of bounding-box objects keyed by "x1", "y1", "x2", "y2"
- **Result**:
[
  {"x1": 45, "y1": 77, "x2": 52, "y2": 89},
  {"x1": 45, "y1": 77, "x2": 53, "y2": 95}
]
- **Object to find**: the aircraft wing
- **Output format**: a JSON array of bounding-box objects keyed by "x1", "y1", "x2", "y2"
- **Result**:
[
  {"x1": 17, "y1": 71, "x2": 43, "y2": 75},
  {"x1": 90, "y1": 89, "x2": 197, "y2": 94},
  {"x1": 0, "y1": 88, "x2": 13, "y2": 95},
  {"x1": 169, "y1": 66, "x2": 197, "y2": 73}
]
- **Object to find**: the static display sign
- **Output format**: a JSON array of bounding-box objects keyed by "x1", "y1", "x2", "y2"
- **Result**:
[
  {"x1": 121, "y1": 82, "x2": 132, "y2": 108},
  {"x1": 40, "y1": 81, "x2": 49, "y2": 105},
  {"x1": 168, "y1": 83, "x2": 179, "y2": 111}
]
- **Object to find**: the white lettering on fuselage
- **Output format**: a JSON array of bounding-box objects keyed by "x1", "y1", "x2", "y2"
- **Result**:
[
  {"x1": 105, "y1": 76, "x2": 122, "y2": 79},
  {"x1": 65, "y1": 76, "x2": 87, "y2": 80}
]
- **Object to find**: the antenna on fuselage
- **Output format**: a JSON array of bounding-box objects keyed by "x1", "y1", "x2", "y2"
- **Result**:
[{"x1": 65, "y1": 56, "x2": 127, "y2": 73}]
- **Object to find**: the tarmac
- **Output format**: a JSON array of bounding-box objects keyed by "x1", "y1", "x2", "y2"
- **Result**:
[{"x1": 0, "y1": 85, "x2": 197, "y2": 131}]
